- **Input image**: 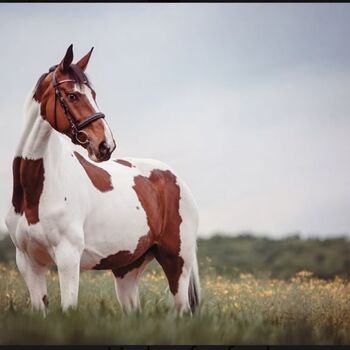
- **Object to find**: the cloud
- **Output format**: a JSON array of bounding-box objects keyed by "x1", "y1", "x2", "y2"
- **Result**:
[{"x1": 119, "y1": 65, "x2": 350, "y2": 236}]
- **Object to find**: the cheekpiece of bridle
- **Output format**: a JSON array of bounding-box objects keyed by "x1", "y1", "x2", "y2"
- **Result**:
[{"x1": 49, "y1": 64, "x2": 105, "y2": 145}]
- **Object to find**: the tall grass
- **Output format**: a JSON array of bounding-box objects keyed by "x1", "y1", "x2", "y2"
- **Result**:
[{"x1": 1, "y1": 263, "x2": 350, "y2": 345}]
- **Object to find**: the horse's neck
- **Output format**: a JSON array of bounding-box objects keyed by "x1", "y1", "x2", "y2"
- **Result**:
[
  {"x1": 16, "y1": 99, "x2": 54, "y2": 160},
  {"x1": 11, "y1": 97, "x2": 76, "y2": 224},
  {"x1": 14, "y1": 97, "x2": 77, "y2": 191}
]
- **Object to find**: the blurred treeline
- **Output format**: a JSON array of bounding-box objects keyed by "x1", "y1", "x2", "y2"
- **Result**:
[
  {"x1": 1, "y1": 232, "x2": 349, "y2": 279},
  {"x1": 198, "y1": 234, "x2": 350, "y2": 279}
]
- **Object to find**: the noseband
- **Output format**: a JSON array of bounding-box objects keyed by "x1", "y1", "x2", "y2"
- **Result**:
[{"x1": 50, "y1": 65, "x2": 105, "y2": 144}]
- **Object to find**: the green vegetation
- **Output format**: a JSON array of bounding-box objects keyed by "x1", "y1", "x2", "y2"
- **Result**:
[
  {"x1": 0, "y1": 233, "x2": 15, "y2": 264},
  {"x1": 1, "y1": 264, "x2": 350, "y2": 344},
  {"x1": 197, "y1": 233, "x2": 350, "y2": 279},
  {"x1": 1, "y1": 232, "x2": 350, "y2": 344}
]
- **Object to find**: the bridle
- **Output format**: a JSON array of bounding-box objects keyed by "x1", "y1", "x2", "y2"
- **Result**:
[{"x1": 50, "y1": 65, "x2": 105, "y2": 145}]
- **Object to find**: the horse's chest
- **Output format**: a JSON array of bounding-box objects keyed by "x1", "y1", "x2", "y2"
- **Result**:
[{"x1": 7, "y1": 213, "x2": 53, "y2": 265}]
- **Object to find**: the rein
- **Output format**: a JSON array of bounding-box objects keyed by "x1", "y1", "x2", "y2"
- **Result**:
[{"x1": 49, "y1": 65, "x2": 105, "y2": 145}]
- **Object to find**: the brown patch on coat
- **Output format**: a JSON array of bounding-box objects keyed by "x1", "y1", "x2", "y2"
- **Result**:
[
  {"x1": 92, "y1": 169, "x2": 184, "y2": 295},
  {"x1": 114, "y1": 159, "x2": 133, "y2": 168},
  {"x1": 74, "y1": 152, "x2": 113, "y2": 192},
  {"x1": 11, "y1": 157, "x2": 45, "y2": 225},
  {"x1": 42, "y1": 295, "x2": 49, "y2": 307},
  {"x1": 12, "y1": 157, "x2": 24, "y2": 214},
  {"x1": 94, "y1": 234, "x2": 153, "y2": 278},
  {"x1": 133, "y1": 170, "x2": 184, "y2": 295}
]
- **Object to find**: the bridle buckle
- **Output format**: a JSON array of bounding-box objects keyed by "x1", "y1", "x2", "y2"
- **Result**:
[{"x1": 75, "y1": 130, "x2": 89, "y2": 145}]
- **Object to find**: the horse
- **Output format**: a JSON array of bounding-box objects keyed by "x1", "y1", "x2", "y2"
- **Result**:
[{"x1": 5, "y1": 45, "x2": 200, "y2": 315}]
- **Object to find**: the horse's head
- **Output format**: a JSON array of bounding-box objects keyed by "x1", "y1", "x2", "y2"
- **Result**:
[{"x1": 34, "y1": 44, "x2": 116, "y2": 162}]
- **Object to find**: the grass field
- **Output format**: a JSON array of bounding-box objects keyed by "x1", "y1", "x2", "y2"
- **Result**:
[{"x1": 1, "y1": 262, "x2": 350, "y2": 345}]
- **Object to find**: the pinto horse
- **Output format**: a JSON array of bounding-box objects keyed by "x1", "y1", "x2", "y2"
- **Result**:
[{"x1": 5, "y1": 45, "x2": 200, "y2": 315}]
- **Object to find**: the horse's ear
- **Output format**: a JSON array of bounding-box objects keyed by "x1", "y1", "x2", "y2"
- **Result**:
[
  {"x1": 76, "y1": 47, "x2": 94, "y2": 72},
  {"x1": 59, "y1": 44, "x2": 74, "y2": 72}
]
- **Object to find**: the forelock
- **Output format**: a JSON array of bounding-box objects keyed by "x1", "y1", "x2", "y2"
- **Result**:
[
  {"x1": 68, "y1": 64, "x2": 90, "y2": 86},
  {"x1": 33, "y1": 64, "x2": 91, "y2": 99}
]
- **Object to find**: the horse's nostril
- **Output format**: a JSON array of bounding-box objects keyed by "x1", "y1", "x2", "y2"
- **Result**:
[{"x1": 99, "y1": 141, "x2": 109, "y2": 156}]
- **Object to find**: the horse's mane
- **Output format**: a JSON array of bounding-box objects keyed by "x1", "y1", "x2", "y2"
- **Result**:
[{"x1": 33, "y1": 73, "x2": 49, "y2": 98}]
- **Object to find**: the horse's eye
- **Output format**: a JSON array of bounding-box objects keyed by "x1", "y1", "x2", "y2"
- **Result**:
[{"x1": 67, "y1": 93, "x2": 77, "y2": 102}]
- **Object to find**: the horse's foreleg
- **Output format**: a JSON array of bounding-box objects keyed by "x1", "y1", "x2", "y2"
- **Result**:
[
  {"x1": 16, "y1": 248, "x2": 48, "y2": 314},
  {"x1": 54, "y1": 239, "x2": 82, "y2": 311}
]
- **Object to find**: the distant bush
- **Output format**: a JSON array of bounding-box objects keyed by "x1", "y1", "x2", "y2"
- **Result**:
[{"x1": 0, "y1": 234, "x2": 15, "y2": 263}]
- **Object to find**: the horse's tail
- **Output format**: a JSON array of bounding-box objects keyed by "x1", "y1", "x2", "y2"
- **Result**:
[{"x1": 188, "y1": 249, "x2": 200, "y2": 314}]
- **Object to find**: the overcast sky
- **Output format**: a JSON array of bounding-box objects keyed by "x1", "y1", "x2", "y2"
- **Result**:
[{"x1": 0, "y1": 3, "x2": 350, "y2": 238}]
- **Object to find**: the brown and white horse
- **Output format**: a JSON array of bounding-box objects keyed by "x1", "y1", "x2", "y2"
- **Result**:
[{"x1": 5, "y1": 45, "x2": 200, "y2": 315}]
